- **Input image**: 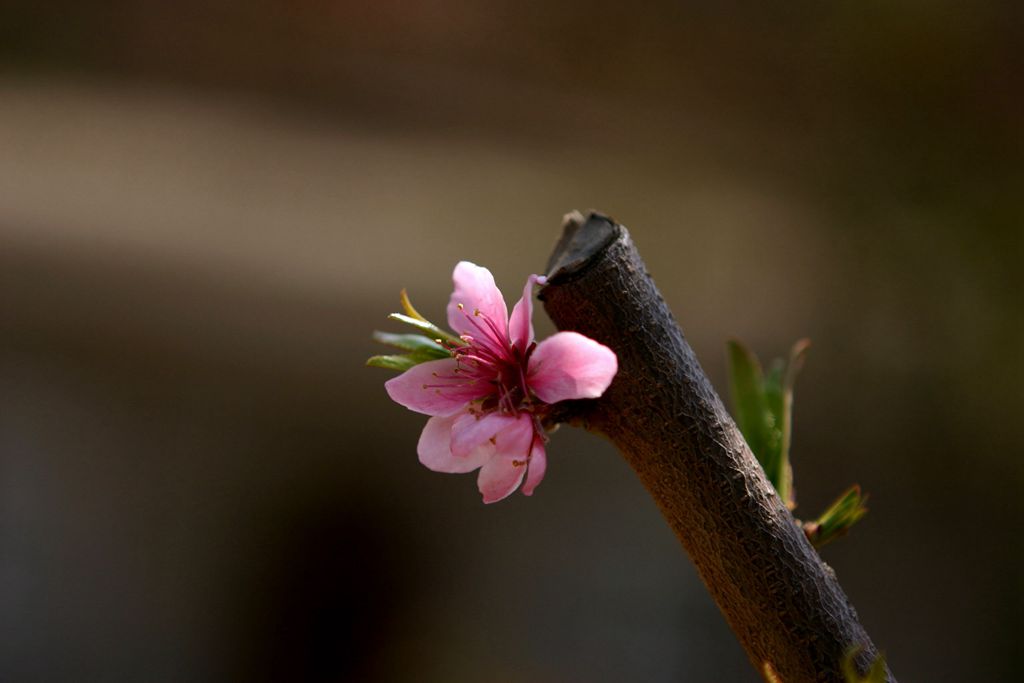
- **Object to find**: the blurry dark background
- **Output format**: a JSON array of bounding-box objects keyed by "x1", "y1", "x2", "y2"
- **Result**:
[{"x1": 1, "y1": 2, "x2": 1022, "y2": 681}]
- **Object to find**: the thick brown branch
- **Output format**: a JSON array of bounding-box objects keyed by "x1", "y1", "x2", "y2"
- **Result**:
[{"x1": 539, "y1": 211, "x2": 894, "y2": 683}]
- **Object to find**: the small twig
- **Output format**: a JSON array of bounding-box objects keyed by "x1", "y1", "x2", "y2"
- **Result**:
[{"x1": 539, "y1": 211, "x2": 894, "y2": 683}]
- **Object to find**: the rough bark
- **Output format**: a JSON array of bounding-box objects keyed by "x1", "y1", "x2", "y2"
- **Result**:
[{"x1": 539, "y1": 211, "x2": 893, "y2": 683}]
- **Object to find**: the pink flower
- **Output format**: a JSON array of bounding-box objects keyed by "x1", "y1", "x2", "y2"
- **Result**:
[{"x1": 385, "y1": 262, "x2": 618, "y2": 503}]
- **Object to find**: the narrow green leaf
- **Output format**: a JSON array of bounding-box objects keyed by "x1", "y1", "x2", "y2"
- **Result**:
[
  {"x1": 762, "y1": 360, "x2": 787, "y2": 505},
  {"x1": 726, "y1": 339, "x2": 772, "y2": 468},
  {"x1": 388, "y1": 313, "x2": 463, "y2": 346},
  {"x1": 366, "y1": 354, "x2": 421, "y2": 371},
  {"x1": 773, "y1": 339, "x2": 809, "y2": 508},
  {"x1": 783, "y1": 338, "x2": 811, "y2": 395},
  {"x1": 727, "y1": 338, "x2": 809, "y2": 511},
  {"x1": 400, "y1": 288, "x2": 429, "y2": 322},
  {"x1": 372, "y1": 331, "x2": 449, "y2": 358},
  {"x1": 808, "y1": 485, "x2": 869, "y2": 548},
  {"x1": 366, "y1": 347, "x2": 450, "y2": 371}
]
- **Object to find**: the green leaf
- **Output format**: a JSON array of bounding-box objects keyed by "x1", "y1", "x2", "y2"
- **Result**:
[
  {"x1": 762, "y1": 360, "x2": 787, "y2": 504},
  {"x1": 807, "y1": 485, "x2": 869, "y2": 548},
  {"x1": 367, "y1": 340, "x2": 453, "y2": 371},
  {"x1": 372, "y1": 331, "x2": 449, "y2": 358},
  {"x1": 726, "y1": 339, "x2": 772, "y2": 466},
  {"x1": 727, "y1": 339, "x2": 810, "y2": 510},
  {"x1": 775, "y1": 339, "x2": 809, "y2": 508},
  {"x1": 779, "y1": 341, "x2": 810, "y2": 469},
  {"x1": 368, "y1": 288, "x2": 464, "y2": 372},
  {"x1": 366, "y1": 345, "x2": 454, "y2": 372},
  {"x1": 366, "y1": 354, "x2": 421, "y2": 371},
  {"x1": 399, "y1": 288, "x2": 429, "y2": 322},
  {"x1": 727, "y1": 339, "x2": 794, "y2": 507},
  {"x1": 388, "y1": 313, "x2": 463, "y2": 346},
  {"x1": 729, "y1": 338, "x2": 867, "y2": 547}
]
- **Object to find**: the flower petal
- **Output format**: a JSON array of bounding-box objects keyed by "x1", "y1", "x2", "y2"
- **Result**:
[
  {"x1": 418, "y1": 414, "x2": 491, "y2": 473},
  {"x1": 520, "y1": 436, "x2": 547, "y2": 496},
  {"x1": 385, "y1": 358, "x2": 488, "y2": 416},
  {"x1": 476, "y1": 414, "x2": 534, "y2": 503},
  {"x1": 508, "y1": 275, "x2": 539, "y2": 354},
  {"x1": 446, "y1": 261, "x2": 509, "y2": 341},
  {"x1": 450, "y1": 412, "x2": 519, "y2": 459},
  {"x1": 528, "y1": 332, "x2": 618, "y2": 403}
]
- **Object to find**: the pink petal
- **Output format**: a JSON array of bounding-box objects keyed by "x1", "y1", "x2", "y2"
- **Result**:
[
  {"x1": 446, "y1": 262, "x2": 509, "y2": 341},
  {"x1": 418, "y1": 414, "x2": 491, "y2": 473},
  {"x1": 520, "y1": 436, "x2": 547, "y2": 496},
  {"x1": 385, "y1": 358, "x2": 488, "y2": 416},
  {"x1": 508, "y1": 275, "x2": 539, "y2": 354},
  {"x1": 476, "y1": 414, "x2": 534, "y2": 503},
  {"x1": 450, "y1": 412, "x2": 519, "y2": 458},
  {"x1": 528, "y1": 332, "x2": 618, "y2": 404}
]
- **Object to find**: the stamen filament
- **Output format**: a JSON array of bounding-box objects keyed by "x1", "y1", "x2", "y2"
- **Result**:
[
  {"x1": 473, "y1": 308, "x2": 510, "y2": 347},
  {"x1": 460, "y1": 308, "x2": 508, "y2": 358}
]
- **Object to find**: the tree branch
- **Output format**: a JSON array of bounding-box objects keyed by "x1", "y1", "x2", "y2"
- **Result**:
[{"x1": 539, "y1": 211, "x2": 894, "y2": 683}]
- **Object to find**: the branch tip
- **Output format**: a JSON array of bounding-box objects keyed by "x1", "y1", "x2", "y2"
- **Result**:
[{"x1": 544, "y1": 210, "x2": 621, "y2": 284}]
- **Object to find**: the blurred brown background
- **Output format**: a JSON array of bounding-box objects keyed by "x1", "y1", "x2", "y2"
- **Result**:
[{"x1": 1, "y1": 2, "x2": 1021, "y2": 681}]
